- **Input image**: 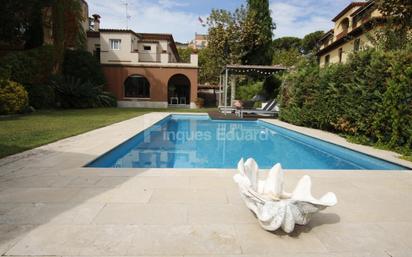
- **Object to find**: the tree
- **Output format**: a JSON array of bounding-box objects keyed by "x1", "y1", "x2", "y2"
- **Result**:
[
  {"x1": 177, "y1": 47, "x2": 192, "y2": 63},
  {"x1": 376, "y1": 0, "x2": 412, "y2": 29},
  {"x1": 63, "y1": 0, "x2": 87, "y2": 49},
  {"x1": 242, "y1": 0, "x2": 275, "y2": 65},
  {"x1": 207, "y1": 8, "x2": 246, "y2": 65},
  {"x1": 273, "y1": 48, "x2": 304, "y2": 67},
  {"x1": 206, "y1": 1, "x2": 275, "y2": 68},
  {"x1": 204, "y1": 2, "x2": 276, "y2": 93},
  {"x1": 24, "y1": 2, "x2": 45, "y2": 49},
  {"x1": 272, "y1": 37, "x2": 303, "y2": 67},
  {"x1": 50, "y1": 0, "x2": 86, "y2": 74},
  {"x1": 0, "y1": 0, "x2": 52, "y2": 49},
  {"x1": 197, "y1": 48, "x2": 218, "y2": 84},
  {"x1": 300, "y1": 30, "x2": 324, "y2": 55},
  {"x1": 204, "y1": 7, "x2": 247, "y2": 84},
  {"x1": 0, "y1": 0, "x2": 86, "y2": 73},
  {"x1": 52, "y1": 1, "x2": 65, "y2": 74},
  {"x1": 0, "y1": 0, "x2": 27, "y2": 45},
  {"x1": 273, "y1": 37, "x2": 302, "y2": 51},
  {"x1": 372, "y1": 0, "x2": 412, "y2": 50}
]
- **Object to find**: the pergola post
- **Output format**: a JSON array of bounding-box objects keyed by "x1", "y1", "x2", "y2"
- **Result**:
[
  {"x1": 224, "y1": 68, "x2": 229, "y2": 114},
  {"x1": 218, "y1": 75, "x2": 222, "y2": 107},
  {"x1": 230, "y1": 77, "x2": 236, "y2": 106}
]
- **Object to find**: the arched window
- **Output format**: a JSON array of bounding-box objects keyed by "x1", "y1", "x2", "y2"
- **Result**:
[
  {"x1": 339, "y1": 18, "x2": 349, "y2": 32},
  {"x1": 124, "y1": 75, "x2": 150, "y2": 98}
]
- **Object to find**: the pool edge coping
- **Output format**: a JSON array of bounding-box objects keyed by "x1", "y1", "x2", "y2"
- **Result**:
[
  {"x1": 1, "y1": 111, "x2": 410, "y2": 172},
  {"x1": 260, "y1": 118, "x2": 412, "y2": 170},
  {"x1": 84, "y1": 112, "x2": 412, "y2": 171}
]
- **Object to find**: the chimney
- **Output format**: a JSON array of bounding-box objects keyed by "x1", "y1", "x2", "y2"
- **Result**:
[{"x1": 92, "y1": 14, "x2": 101, "y2": 31}]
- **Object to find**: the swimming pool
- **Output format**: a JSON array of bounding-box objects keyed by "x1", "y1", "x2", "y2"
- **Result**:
[{"x1": 87, "y1": 114, "x2": 407, "y2": 170}]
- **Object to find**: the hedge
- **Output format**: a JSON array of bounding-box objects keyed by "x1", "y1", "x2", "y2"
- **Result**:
[
  {"x1": 0, "y1": 45, "x2": 55, "y2": 108},
  {"x1": 278, "y1": 47, "x2": 412, "y2": 154}
]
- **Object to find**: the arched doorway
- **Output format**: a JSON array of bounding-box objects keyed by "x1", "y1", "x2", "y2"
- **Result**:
[
  {"x1": 124, "y1": 75, "x2": 150, "y2": 98},
  {"x1": 168, "y1": 74, "x2": 190, "y2": 106}
]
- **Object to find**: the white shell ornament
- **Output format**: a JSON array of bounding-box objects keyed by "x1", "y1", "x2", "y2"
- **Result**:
[{"x1": 234, "y1": 158, "x2": 337, "y2": 233}]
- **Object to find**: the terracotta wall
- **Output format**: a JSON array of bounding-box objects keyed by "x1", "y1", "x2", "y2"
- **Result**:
[{"x1": 101, "y1": 65, "x2": 198, "y2": 103}]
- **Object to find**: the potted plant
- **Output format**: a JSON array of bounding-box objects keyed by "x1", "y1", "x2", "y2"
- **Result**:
[{"x1": 195, "y1": 97, "x2": 204, "y2": 108}]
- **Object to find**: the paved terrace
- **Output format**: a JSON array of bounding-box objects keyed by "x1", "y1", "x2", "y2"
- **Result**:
[{"x1": 0, "y1": 112, "x2": 411, "y2": 257}]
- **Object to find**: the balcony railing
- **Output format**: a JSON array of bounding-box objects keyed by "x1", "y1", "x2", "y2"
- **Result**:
[
  {"x1": 101, "y1": 50, "x2": 198, "y2": 66},
  {"x1": 138, "y1": 52, "x2": 160, "y2": 63},
  {"x1": 136, "y1": 52, "x2": 198, "y2": 66},
  {"x1": 335, "y1": 30, "x2": 348, "y2": 40}
]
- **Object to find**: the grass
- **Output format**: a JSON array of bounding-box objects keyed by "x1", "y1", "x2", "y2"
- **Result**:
[
  {"x1": 345, "y1": 134, "x2": 412, "y2": 163},
  {"x1": 0, "y1": 108, "x2": 215, "y2": 159},
  {"x1": 401, "y1": 155, "x2": 412, "y2": 162}
]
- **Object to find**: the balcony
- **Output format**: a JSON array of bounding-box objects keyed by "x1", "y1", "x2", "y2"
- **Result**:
[
  {"x1": 335, "y1": 30, "x2": 348, "y2": 40},
  {"x1": 137, "y1": 52, "x2": 197, "y2": 66},
  {"x1": 138, "y1": 52, "x2": 161, "y2": 63}
]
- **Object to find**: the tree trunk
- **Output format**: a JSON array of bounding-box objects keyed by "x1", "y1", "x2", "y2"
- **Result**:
[{"x1": 52, "y1": 0, "x2": 65, "y2": 74}]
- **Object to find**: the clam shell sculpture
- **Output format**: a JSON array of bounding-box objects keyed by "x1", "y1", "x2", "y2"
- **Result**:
[{"x1": 234, "y1": 158, "x2": 337, "y2": 233}]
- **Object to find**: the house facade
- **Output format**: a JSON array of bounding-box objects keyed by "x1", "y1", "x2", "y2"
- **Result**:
[
  {"x1": 87, "y1": 17, "x2": 199, "y2": 108},
  {"x1": 317, "y1": 1, "x2": 384, "y2": 67}
]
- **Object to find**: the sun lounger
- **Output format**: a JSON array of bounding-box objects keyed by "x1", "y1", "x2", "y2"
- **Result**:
[
  {"x1": 218, "y1": 106, "x2": 237, "y2": 114},
  {"x1": 219, "y1": 99, "x2": 276, "y2": 115},
  {"x1": 240, "y1": 99, "x2": 279, "y2": 117}
]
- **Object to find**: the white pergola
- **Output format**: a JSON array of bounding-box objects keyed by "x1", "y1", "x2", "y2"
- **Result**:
[{"x1": 218, "y1": 64, "x2": 287, "y2": 109}]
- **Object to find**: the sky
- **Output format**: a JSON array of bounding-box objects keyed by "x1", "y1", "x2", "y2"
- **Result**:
[{"x1": 87, "y1": 0, "x2": 357, "y2": 43}]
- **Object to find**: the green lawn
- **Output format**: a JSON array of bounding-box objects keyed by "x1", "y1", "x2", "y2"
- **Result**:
[{"x1": 0, "y1": 108, "x2": 215, "y2": 159}]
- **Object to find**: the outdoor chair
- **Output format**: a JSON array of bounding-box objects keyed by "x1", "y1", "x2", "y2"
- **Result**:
[
  {"x1": 170, "y1": 97, "x2": 178, "y2": 105},
  {"x1": 179, "y1": 97, "x2": 186, "y2": 105}
]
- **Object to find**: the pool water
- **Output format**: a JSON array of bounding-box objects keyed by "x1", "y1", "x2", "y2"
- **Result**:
[{"x1": 87, "y1": 115, "x2": 407, "y2": 170}]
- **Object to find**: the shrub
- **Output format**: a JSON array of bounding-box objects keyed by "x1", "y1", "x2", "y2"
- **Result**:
[
  {"x1": 0, "y1": 80, "x2": 29, "y2": 115},
  {"x1": 372, "y1": 48, "x2": 412, "y2": 152},
  {"x1": 345, "y1": 49, "x2": 391, "y2": 136},
  {"x1": 0, "y1": 45, "x2": 55, "y2": 108},
  {"x1": 278, "y1": 59, "x2": 320, "y2": 126},
  {"x1": 52, "y1": 76, "x2": 115, "y2": 108},
  {"x1": 96, "y1": 91, "x2": 118, "y2": 107},
  {"x1": 236, "y1": 81, "x2": 263, "y2": 101},
  {"x1": 197, "y1": 91, "x2": 217, "y2": 107},
  {"x1": 23, "y1": 83, "x2": 55, "y2": 109},
  {"x1": 63, "y1": 49, "x2": 106, "y2": 86},
  {"x1": 263, "y1": 75, "x2": 283, "y2": 99},
  {"x1": 195, "y1": 98, "x2": 204, "y2": 108},
  {"x1": 0, "y1": 45, "x2": 54, "y2": 86},
  {"x1": 253, "y1": 101, "x2": 263, "y2": 108}
]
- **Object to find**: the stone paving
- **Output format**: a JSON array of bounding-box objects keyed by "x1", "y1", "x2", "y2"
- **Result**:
[{"x1": 0, "y1": 112, "x2": 411, "y2": 257}]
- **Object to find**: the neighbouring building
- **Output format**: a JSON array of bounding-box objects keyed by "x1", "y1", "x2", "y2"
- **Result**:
[
  {"x1": 86, "y1": 17, "x2": 199, "y2": 108},
  {"x1": 317, "y1": 1, "x2": 385, "y2": 67},
  {"x1": 175, "y1": 42, "x2": 189, "y2": 49},
  {"x1": 188, "y1": 33, "x2": 208, "y2": 50}
]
